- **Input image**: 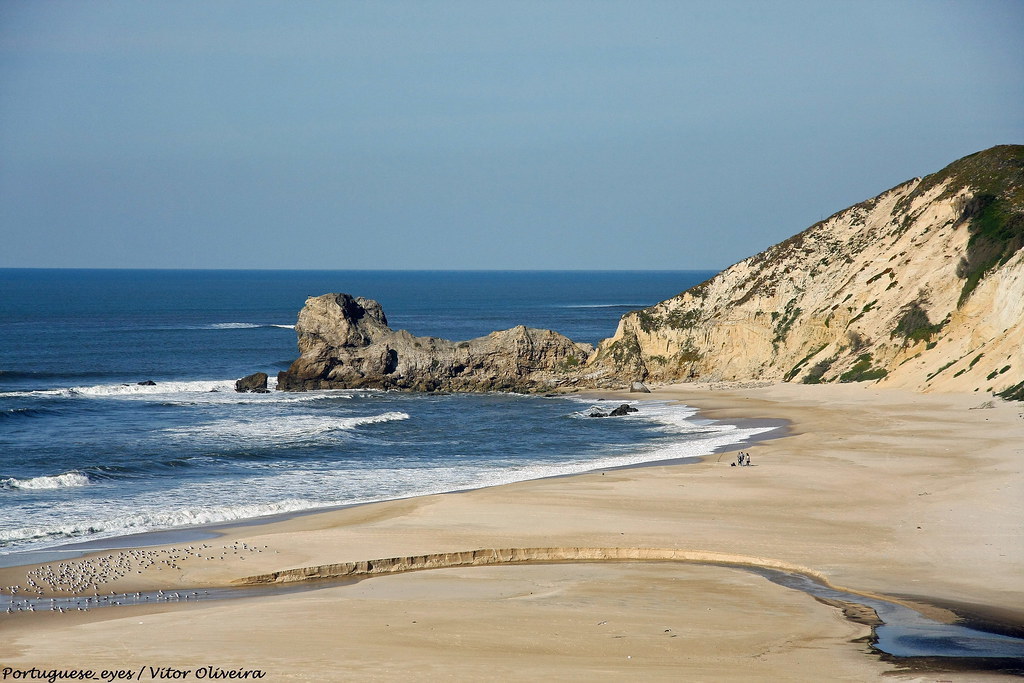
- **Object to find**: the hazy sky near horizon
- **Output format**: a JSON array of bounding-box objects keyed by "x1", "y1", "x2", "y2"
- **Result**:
[{"x1": 1, "y1": 1, "x2": 1022, "y2": 270}]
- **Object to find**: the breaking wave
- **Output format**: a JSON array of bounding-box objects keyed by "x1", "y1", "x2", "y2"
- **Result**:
[
  {"x1": 0, "y1": 498, "x2": 339, "y2": 547},
  {"x1": 565, "y1": 397, "x2": 776, "y2": 461},
  {"x1": 162, "y1": 411, "x2": 411, "y2": 443},
  {"x1": 194, "y1": 322, "x2": 294, "y2": 330},
  {"x1": 0, "y1": 376, "x2": 340, "y2": 400},
  {"x1": 1, "y1": 379, "x2": 235, "y2": 399},
  {"x1": 2, "y1": 471, "x2": 92, "y2": 490},
  {"x1": 558, "y1": 303, "x2": 650, "y2": 309}
]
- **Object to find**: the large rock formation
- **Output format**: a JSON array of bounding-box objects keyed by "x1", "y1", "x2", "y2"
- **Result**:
[
  {"x1": 587, "y1": 145, "x2": 1024, "y2": 398},
  {"x1": 277, "y1": 293, "x2": 592, "y2": 392}
]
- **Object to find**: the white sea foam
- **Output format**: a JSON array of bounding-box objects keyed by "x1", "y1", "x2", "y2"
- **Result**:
[
  {"x1": 569, "y1": 398, "x2": 695, "y2": 422},
  {"x1": 163, "y1": 411, "x2": 410, "y2": 443},
  {"x1": 1, "y1": 379, "x2": 235, "y2": 399},
  {"x1": 202, "y1": 322, "x2": 294, "y2": 330},
  {"x1": 0, "y1": 380, "x2": 363, "y2": 409},
  {"x1": 78, "y1": 379, "x2": 237, "y2": 396},
  {"x1": 146, "y1": 322, "x2": 295, "y2": 331},
  {"x1": 566, "y1": 397, "x2": 772, "y2": 457},
  {"x1": 158, "y1": 390, "x2": 349, "y2": 406},
  {"x1": 558, "y1": 303, "x2": 650, "y2": 309},
  {"x1": 0, "y1": 498, "x2": 340, "y2": 546},
  {"x1": 209, "y1": 322, "x2": 262, "y2": 329},
  {"x1": 2, "y1": 471, "x2": 91, "y2": 490},
  {"x1": 0, "y1": 376, "x2": 353, "y2": 402}
]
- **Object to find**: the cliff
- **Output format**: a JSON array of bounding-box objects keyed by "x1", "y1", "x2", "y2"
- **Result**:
[
  {"x1": 277, "y1": 293, "x2": 592, "y2": 392},
  {"x1": 587, "y1": 145, "x2": 1024, "y2": 398}
]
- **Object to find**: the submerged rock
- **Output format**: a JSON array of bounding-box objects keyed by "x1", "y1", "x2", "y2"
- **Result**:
[
  {"x1": 277, "y1": 294, "x2": 593, "y2": 393},
  {"x1": 609, "y1": 403, "x2": 639, "y2": 416},
  {"x1": 588, "y1": 403, "x2": 639, "y2": 418}
]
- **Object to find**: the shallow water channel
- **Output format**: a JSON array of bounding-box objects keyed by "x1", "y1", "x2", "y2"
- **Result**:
[{"x1": 744, "y1": 566, "x2": 1024, "y2": 665}]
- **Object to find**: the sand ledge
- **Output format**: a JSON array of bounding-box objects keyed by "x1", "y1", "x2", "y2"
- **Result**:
[{"x1": 233, "y1": 545, "x2": 914, "y2": 610}]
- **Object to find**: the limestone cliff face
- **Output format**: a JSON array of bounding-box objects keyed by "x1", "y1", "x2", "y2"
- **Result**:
[
  {"x1": 588, "y1": 145, "x2": 1024, "y2": 398},
  {"x1": 277, "y1": 293, "x2": 592, "y2": 392}
]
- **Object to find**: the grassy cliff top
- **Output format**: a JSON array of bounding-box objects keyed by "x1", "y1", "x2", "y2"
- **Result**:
[
  {"x1": 909, "y1": 144, "x2": 1024, "y2": 208},
  {"x1": 677, "y1": 146, "x2": 1024, "y2": 307}
]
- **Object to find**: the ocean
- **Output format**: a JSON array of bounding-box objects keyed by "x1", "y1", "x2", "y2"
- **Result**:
[{"x1": 0, "y1": 269, "x2": 777, "y2": 563}]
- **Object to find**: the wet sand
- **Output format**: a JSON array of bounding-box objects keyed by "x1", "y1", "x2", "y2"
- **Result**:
[{"x1": 1, "y1": 382, "x2": 1022, "y2": 680}]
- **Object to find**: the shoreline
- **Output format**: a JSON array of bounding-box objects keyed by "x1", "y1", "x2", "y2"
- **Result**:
[
  {"x1": 2, "y1": 381, "x2": 1022, "y2": 680},
  {"x1": 0, "y1": 398, "x2": 788, "y2": 570}
]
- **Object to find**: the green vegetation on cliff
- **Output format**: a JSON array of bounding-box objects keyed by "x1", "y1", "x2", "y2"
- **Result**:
[
  {"x1": 839, "y1": 353, "x2": 888, "y2": 383},
  {"x1": 955, "y1": 191, "x2": 1024, "y2": 304},
  {"x1": 897, "y1": 145, "x2": 1024, "y2": 305},
  {"x1": 891, "y1": 301, "x2": 946, "y2": 344},
  {"x1": 997, "y1": 381, "x2": 1024, "y2": 401}
]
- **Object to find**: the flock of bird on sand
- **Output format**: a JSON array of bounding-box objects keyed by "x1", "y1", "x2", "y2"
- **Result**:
[{"x1": 2, "y1": 541, "x2": 274, "y2": 614}]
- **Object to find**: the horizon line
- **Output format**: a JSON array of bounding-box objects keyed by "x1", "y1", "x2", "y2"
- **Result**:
[{"x1": 0, "y1": 266, "x2": 723, "y2": 273}]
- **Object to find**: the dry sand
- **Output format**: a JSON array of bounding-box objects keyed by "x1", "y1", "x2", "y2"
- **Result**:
[{"x1": 2, "y1": 382, "x2": 1022, "y2": 681}]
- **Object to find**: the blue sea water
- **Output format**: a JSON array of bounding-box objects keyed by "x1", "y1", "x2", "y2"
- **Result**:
[{"x1": 0, "y1": 269, "x2": 776, "y2": 559}]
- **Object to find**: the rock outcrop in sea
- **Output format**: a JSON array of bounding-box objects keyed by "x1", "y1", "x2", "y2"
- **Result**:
[
  {"x1": 276, "y1": 293, "x2": 592, "y2": 392},
  {"x1": 235, "y1": 372, "x2": 269, "y2": 393},
  {"x1": 586, "y1": 145, "x2": 1024, "y2": 397}
]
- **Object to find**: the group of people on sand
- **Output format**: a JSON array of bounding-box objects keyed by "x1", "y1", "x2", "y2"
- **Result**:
[{"x1": 733, "y1": 451, "x2": 752, "y2": 467}]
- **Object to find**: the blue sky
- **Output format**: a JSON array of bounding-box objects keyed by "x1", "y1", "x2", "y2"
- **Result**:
[{"x1": 1, "y1": 0, "x2": 1021, "y2": 270}]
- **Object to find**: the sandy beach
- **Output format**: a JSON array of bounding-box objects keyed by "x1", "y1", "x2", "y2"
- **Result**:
[{"x1": 2, "y1": 382, "x2": 1022, "y2": 681}]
